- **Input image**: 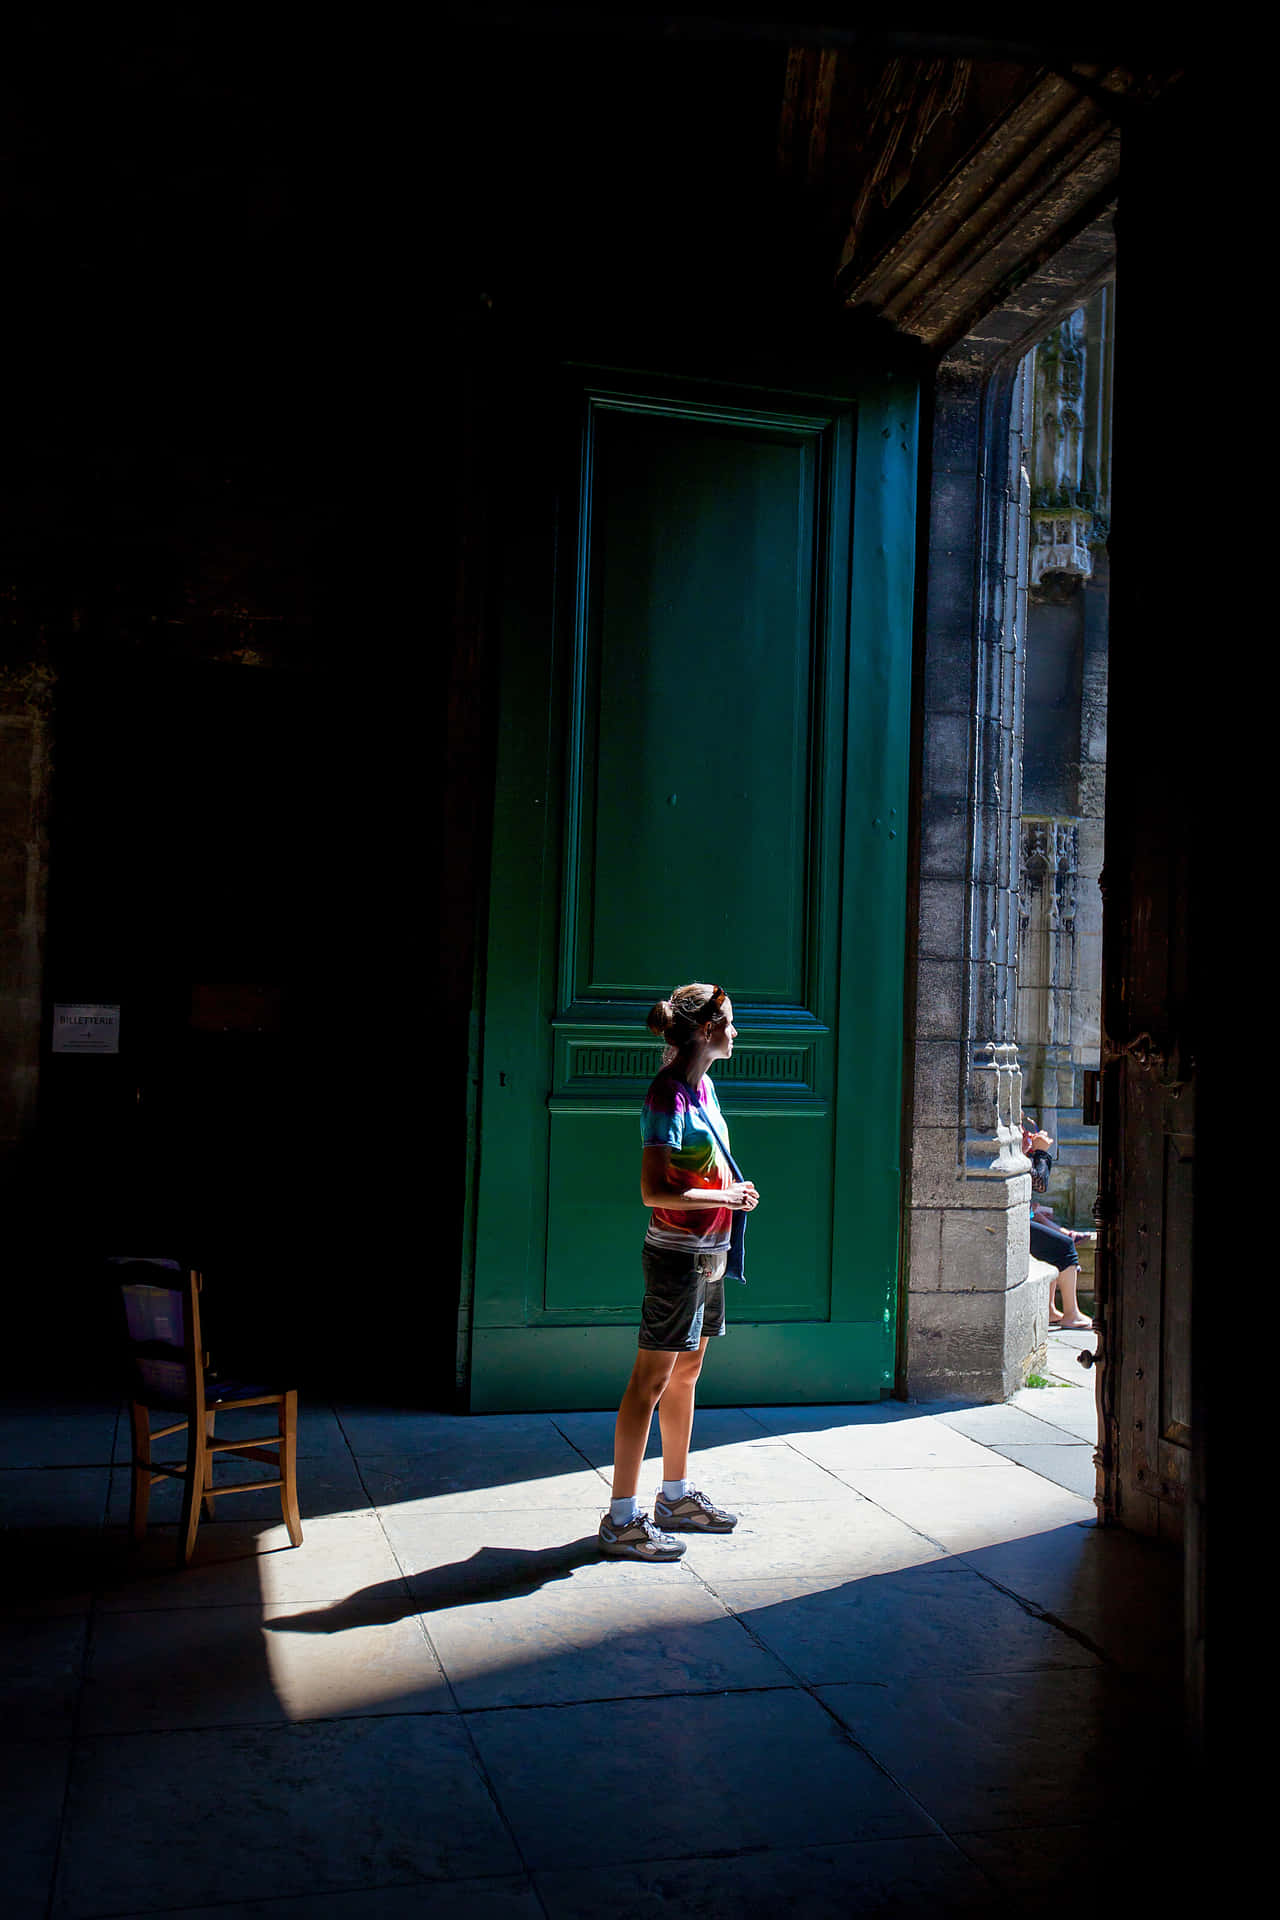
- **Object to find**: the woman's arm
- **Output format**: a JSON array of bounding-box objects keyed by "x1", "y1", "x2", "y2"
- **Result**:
[{"x1": 641, "y1": 1144, "x2": 759, "y2": 1210}]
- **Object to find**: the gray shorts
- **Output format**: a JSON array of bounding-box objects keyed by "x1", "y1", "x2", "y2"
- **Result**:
[{"x1": 638, "y1": 1244, "x2": 729, "y2": 1351}]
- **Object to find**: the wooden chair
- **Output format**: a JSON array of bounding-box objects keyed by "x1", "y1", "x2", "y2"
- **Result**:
[{"x1": 112, "y1": 1258, "x2": 303, "y2": 1567}]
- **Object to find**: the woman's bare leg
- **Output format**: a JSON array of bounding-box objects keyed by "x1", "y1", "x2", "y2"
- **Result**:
[
  {"x1": 657, "y1": 1341, "x2": 708, "y2": 1484},
  {"x1": 611, "y1": 1350, "x2": 678, "y2": 1498},
  {"x1": 1048, "y1": 1272, "x2": 1063, "y2": 1325},
  {"x1": 1056, "y1": 1265, "x2": 1092, "y2": 1328}
]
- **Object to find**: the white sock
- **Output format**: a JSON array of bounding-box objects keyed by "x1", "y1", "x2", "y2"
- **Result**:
[
  {"x1": 610, "y1": 1496, "x2": 639, "y2": 1525},
  {"x1": 662, "y1": 1479, "x2": 690, "y2": 1501}
]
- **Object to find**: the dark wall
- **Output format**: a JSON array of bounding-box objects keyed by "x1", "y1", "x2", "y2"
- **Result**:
[
  {"x1": 36, "y1": 662, "x2": 432, "y2": 1395},
  {"x1": 4, "y1": 23, "x2": 442, "y2": 1399}
]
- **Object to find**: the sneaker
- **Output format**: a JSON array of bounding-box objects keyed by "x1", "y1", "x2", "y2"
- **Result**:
[
  {"x1": 598, "y1": 1510, "x2": 687, "y2": 1560},
  {"x1": 653, "y1": 1487, "x2": 738, "y2": 1532}
]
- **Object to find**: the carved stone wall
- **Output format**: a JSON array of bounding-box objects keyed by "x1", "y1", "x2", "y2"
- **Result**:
[
  {"x1": 904, "y1": 209, "x2": 1116, "y2": 1402},
  {"x1": 906, "y1": 351, "x2": 1039, "y2": 1401},
  {"x1": 1018, "y1": 288, "x2": 1112, "y2": 1231}
]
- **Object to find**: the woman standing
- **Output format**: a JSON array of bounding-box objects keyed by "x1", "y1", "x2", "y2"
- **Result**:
[{"x1": 598, "y1": 983, "x2": 760, "y2": 1561}]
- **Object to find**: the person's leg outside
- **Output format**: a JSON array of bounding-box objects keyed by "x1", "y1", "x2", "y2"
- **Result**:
[
  {"x1": 1053, "y1": 1262, "x2": 1091, "y2": 1328},
  {"x1": 1031, "y1": 1219, "x2": 1091, "y2": 1330}
]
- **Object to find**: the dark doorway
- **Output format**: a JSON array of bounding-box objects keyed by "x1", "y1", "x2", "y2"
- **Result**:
[{"x1": 34, "y1": 659, "x2": 438, "y2": 1401}]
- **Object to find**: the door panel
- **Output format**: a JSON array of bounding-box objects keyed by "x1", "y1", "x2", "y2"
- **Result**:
[
  {"x1": 580, "y1": 406, "x2": 816, "y2": 999},
  {"x1": 470, "y1": 366, "x2": 916, "y2": 1411}
]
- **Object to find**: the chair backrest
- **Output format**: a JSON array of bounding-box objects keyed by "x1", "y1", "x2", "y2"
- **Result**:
[{"x1": 110, "y1": 1260, "x2": 204, "y2": 1411}]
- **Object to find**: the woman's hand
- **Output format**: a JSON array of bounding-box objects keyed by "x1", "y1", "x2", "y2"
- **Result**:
[{"x1": 727, "y1": 1181, "x2": 760, "y2": 1211}]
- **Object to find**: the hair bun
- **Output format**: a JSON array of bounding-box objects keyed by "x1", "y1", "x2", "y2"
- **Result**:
[{"x1": 646, "y1": 998, "x2": 674, "y2": 1039}]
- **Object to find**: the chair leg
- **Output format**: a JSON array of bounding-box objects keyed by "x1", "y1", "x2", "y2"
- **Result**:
[
  {"x1": 279, "y1": 1390, "x2": 303, "y2": 1547},
  {"x1": 128, "y1": 1400, "x2": 152, "y2": 1548},
  {"x1": 177, "y1": 1415, "x2": 206, "y2": 1568},
  {"x1": 202, "y1": 1412, "x2": 217, "y2": 1520}
]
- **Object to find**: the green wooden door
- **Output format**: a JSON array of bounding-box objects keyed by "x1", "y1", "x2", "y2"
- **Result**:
[{"x1": 469, "y1": 367, "x2": 916, "y2": 1411}]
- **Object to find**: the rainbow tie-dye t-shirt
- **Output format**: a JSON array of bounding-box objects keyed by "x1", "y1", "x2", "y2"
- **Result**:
[{"x1": 641, "y1": 1066, "x2": 733, "y2": 1253}]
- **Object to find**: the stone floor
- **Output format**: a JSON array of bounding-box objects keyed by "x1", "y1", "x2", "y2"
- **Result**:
[{"x1": 2, "y1": 1326, "x2": 1186, "y2": 1919}]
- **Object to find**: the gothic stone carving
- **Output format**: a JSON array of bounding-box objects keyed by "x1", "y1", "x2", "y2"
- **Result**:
[{"x1": 1030, "y1": 310, "x2": 1106, "y2": 586}]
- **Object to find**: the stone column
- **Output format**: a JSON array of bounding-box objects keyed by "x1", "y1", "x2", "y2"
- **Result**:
[{"x1": 906, "y1": 351, "x2": 1041, "y2": 1401}]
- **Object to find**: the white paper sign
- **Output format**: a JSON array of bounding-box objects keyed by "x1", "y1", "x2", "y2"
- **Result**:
[{"x1": 52, "y1": 1005, "x2": 121, "y2": 1054}]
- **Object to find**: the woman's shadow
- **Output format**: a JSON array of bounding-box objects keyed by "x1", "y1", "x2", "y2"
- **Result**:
[{"x1": 263, "y1": 1533, "x2": 604, "y2": 1632}]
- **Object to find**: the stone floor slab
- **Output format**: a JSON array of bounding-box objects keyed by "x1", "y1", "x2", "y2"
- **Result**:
[
  {"x1": 742, "y1": 1402, "x2": 915, "y2": 1435},
  {"x1": 1, "y1": 1738, "x2": 73, "y2": 1920},
  {"x1": 953, "y1": 1821, "x2": 1175, "y2": 1918},
  {"x1": 380, "y1": 1505, "x2": 629, "y2": 1602},
  {"x1": 989, "y1": 1443, "x2": 1098, "y2": 1501},
  {"x1": 81, "y1": 1597, "x2": 448, "y2": 1733},
  {"x1": 830, "y1": 1463, "x2": 1093, "y2": 1553},
  {"x1": 55, "y1": 1715, "x2": 521, "y2": 1917},
  {"x1": 1, "y1": 1613, "x2": 88, "y2": 1737},
  {"x1": 1006, "y1": 1386, "x2": 1098, "y2": 1441},
  {"x1": 426, "y1": 1557, "x2": 790, "y2": 1707},
  {"x1": 933, "y1": 1402, "x2": 1088, "y2": 1446},
  {"x1": 708, "y1": 1563, "x2": 1100, "y2": 1685},
  {"x1": 360, "y1": 1459, "x2": 609, "y2": 1514},
  {"x1": 677, "y1": 1494, "x2": 944, "y2": 1584},
  {"x1": 96, "y1": 1510, "x2": 403, "y2": 1611},
  {"x1": 782, "y1": 1412, "x2": 1011, "y2": 1475},
  {"x1": 818, "y1": 1667, "x2": 1154, "y2": 1834},
  {"x1": 536, "y1": 1835, "x2": 1006, "y2": 1918},
  {"x1": 954, "y1": 1521, "x2": 1182, "y2": 1675},
  {"x1": 0, "y1": 1467, "x2": 111, "y2": 1529},
  {"x1": 335, "y1": 1408, "x2": 578, "y2": 1460},
  {"x1": 0, "y1": 1406, "x2": 120, "y2": 1470},
  {"x1": 103, "y1": 1882, "x2": 544, "y2": 1920},
  {"x1": 466, "y1": 1688, "x2": 936, "y2": 1870},
  {"x1": 628, "y1": 1436, "x2": 855, "y2": 1505}
]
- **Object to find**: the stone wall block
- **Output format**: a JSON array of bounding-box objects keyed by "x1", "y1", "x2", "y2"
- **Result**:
[
  {"x1": 913, "y1": 1040, "x2": 964, "y2": 1126},
  {"x1": 966, "y1": 1076, "x2": 1000, "y2": 1134},
  {"x1": 907, "y1": 1207, "x2": 943, "y2": 1290},
  {"x1": 918, "y1": 879, "x2": 965, "y2": 960},
  {"x1": 919, "y1": 794, "x2": 968, "y2": 878},
  {"x1": 923, "y1": 715, "x2": 972, "y2": 799},
  {"x1": 931, "y1": 386, "x2": 981, "y2": 467},
  {"x1": 906, "y1": 1259, "x2": 1049, "y2": 1403},
  {"x1": 1078, "y1": 759, "x2": 1107, "y2": 817},
  {"x1": 974, "y1": 717, "x2": 1012, "y2": 804},
  {"x1": 969, "y1": 802, "x2": 1004, "y2": 889},
  {"x1": 921, "y1": 628, "x2": 976, "y2": 714},
  {"x1": 912, "y1": 1134, "x2": 1029, "y2": 1209},
  {"x1": 914, "y1": 958, "x2": 963, "y2": 1036},
  {"x1": 905, "y1": 1287, "x2": 1009, "y2": 1401},
  {"x1": 938, "y1": 1209, "x2": 1015, "y2": 1293},
  {"x1": 975, "y1": 634, "x2": 1004, "y2": 717},
  {"x1": 929, "y1": 471, "x2": 980, "y2": 546},
  {"x1": 925, "y1": 546, "x2": 977, "y2": 627},
  {"x1": 1076, "y1": 815, "x2": 1105, "y2": 869},
  {"x1": 963, "y1": 973, "x2": 997, "y2": 1062},
  {"x1": 1003, "y1": 1264, "x2": 1051, "y2": 1396}
]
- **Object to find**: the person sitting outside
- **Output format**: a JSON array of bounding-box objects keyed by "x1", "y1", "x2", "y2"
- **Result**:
[{"x1": 1022, "y1": 1120, "x2": 1095, "y2": 1330}]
